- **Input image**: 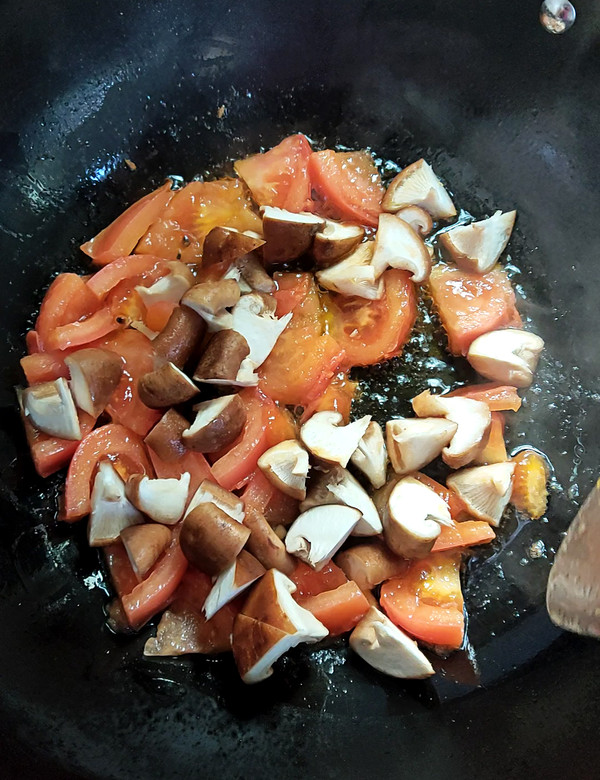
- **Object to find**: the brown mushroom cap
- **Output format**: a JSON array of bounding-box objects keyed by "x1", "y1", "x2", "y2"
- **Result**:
[
  {"x1": 180, "y1": 502, "x2": 250, "y2": 576},
  {"x1": 138, "y1": 362, "x2": 198, "y2": 408},
  {"x1": 152, "y1": 306, "x2": 206, "y2": 369},
  {"x1": 335, "y1": 540, "x2": 408, "y2": 592},
  {"x1": 64, "y1": 348, "x2": 123, "y2": 417},
  {"x1": 312, "y1": 219, "x2": 365, "y2": 266},
  {"x1": 144, "y1": 408, "x2": 189, "y2": 462},
  {"x1": 193, "y1": 329, "x2": 250, "y2": 384},
  {"x1": 243, "y1": 506, "x2": 296, "y2": 575},
  {"x1": 236, "y1": 255, "x2": 275, "y2": 293},
  {"x1": 182, "y1": 279, "x2": 241, "y2": 318},
  {"x1": 261, "y1": 206, "x2": 325, "y2": 263},
  {"x1": 185, "y1": 479, "x2": 245, "y2": 522},
  {"x1": 202, "y1": 226, "x2": 265, "y2": 267},
  {"x1": 182, "y1": 394, "x2": 246, "y2": 453},
  {"x1": 121, "y1": 524, "x2": 172, "y2": 580}
]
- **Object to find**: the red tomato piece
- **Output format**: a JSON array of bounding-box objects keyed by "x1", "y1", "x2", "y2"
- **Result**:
[
  {"x1": 144, "y1": 300, "x2": 176, "y2": 332},
  {"x1": 80, "y1": 181, "x2": 174, "y2": 265},
  {"x1": 327, "y1": 269, "x2": 417, "y2": 368},
  {"x1": 412, "y1": 472, "x2": 471, "y2": 521},
  {"x1": 428, "y1": 263, "x2": 522, "y2": 356},
  {"x1": 475, "y1": 411, "x2": 507, "y2": 465},
  {"x1": 148, "y1": 448, "x2": 214, "y2": 504},
  {"x1": 289, "y1": 560, "x2": 348, "y2": 601},
  {"x1": 380, "y1": 552, "x2": 465, "y2": 650},
  {"x1": 23, "y1": 411, "x2": 96, "y2": 479},
  {"x1": 265, "y1": 404, "x2": 297, "y2": 447},
  {"x1": 104, "y1": 543, "x2": 139, "y2": 599},
  {"x1": 45, "y1": 307, "x2": 122, "y2": 352},
  {"x1": 86, "y1": 254, "x2": 168, "y2": 300},
  {"x1": 302, "y1": 581, "x2": 370, "y2": 636},
  {"x1": 234, "y1": 134, "x2": 313, "y2": 212},
  {"x1": 26, "y1": 330, "x2": 41, "y2": 354},
  {"x1": 136, "y1": 179, "x2": 262, "y2": 262},
  {"x1": 242, "y1": 469, "x2": 299, "y2": 527},
  {"x1": 308, "y1": 149, "x2": 383, "y2": 227},
  {"x1": 122, "y1": 529, "x2": 188, "y2": 630},
  {"x1": 273, "y1": 272, "x2": 317, "y2": 319},
  {"x1": 210, "y1": 388, "x2": 271, "y2": 491},
  {"x1": 35, "y1": 274, "x2": 102, "y2": 349},
  {"x1": 300, "y1": 372, "x2": 357, "y2": 424},
  {"x1": 62, "y1": 424, "x2": 153, "y2": 521},
  {"x1": 446, "y1": 382, "x2": 522, "y2": 412},
  {"x1": 20, "y1": 352, "x2": 69, "y2": 384},
  {"x1": 432, "y1": 521, "x2": 496, "y2": 553}
]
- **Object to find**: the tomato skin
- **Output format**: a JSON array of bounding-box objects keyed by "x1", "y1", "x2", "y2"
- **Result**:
[
  {"x1": 21, "y1": 351, "x2": 69, "y2": 384},
  {"x1": 432, "y1": 521, "x2": 496, "y2": 553},
  {"x1": 308, "y1": 149, "x2": 383, "y2": 227},
  {"x1": 289, "y1": 560, "x2": 348, "y2": 601},
  {"x1": 45, "y1": 307, "x2": 121, "y2": 352},
  {"x1": 242, "y1": 468, "x2": 299, "y2": 527},
  {"x1": 80, "y1": 181, "x2": 174, "y2": 265},
  {"x1": 26, "y1": 330, "x2": 41, "y2": 354},
  {"x1": 62, "y1": 424, "x2": 153, "y2": 521},
  {"x1": 327, "y1": 269, "x2": 417, "y2": 368},
  {"x1": 136, "y1": 179, "x2": 262, "y2": 262},
  {"x1": 86, "y1": 254, "x2": 167, "y2": 300},
  {"x1": 22, "y1": 411, "x2": 96, "y2": 478},
  {"x1": 380, "y1": 552, "x2": 465, "y2": 650},
  {"x1": 302, "y1": 581, "x2": 370, "y2": 636},
  {"x1": 234, "y1": 134, "x2": 313, "y2": 212},
  {"x1": 35, "y1": 274, "x2": 102, "y2": 349},
  {"x1": 104, "y1": 543, "x2": 139, "y2": 599},
  {"x1": 446, "y1": 382, "x2": 522, "y2": 412},
  {"x1": 428, "y1": 263, "x2": 522, "y2": 356},
  {"x1": 273, "y1": 272, "x2": 319, "y2": 321}
]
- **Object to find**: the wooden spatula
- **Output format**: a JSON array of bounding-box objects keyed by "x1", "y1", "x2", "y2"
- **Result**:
[{"x1": 547, "y1": 480, "x2": 600, "y2": 637}]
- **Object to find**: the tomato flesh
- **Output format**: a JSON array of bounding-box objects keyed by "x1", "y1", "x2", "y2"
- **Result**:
[
  {"x1": 446, "y1": 382, "x2": 522, "y2": 412},
  {"x1": 35, "y1": 274, "x2": 102, "y2": 349},
  {"x1": 290, "y1": 560, "x2": 348, "y2": 601},
  {"x1": 432, "y1": 521, "x2": 496, "y2": 553},
  {"x1": 302, "y1": 581, "x2": 370, "y2": 636}
]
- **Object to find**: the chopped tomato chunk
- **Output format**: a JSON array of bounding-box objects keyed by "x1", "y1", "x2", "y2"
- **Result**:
[
  {"x1": 446, "y1": 382, "x2": 521, "y2": 412},
  {"x1": 21, "y1": 351, "x2": 69, "y2": 385},
  {"x1": 242, "y1": 469, "x2": 299, "y2": 527},
  {"x1": 302, "y1": 581, "x2": 370, "y2": 636},
  {"x1": 22, "y1": 411, "x2": 96, "y2": 479},
  {"x1": 45, "y1": 307, "x2": 121, "y2": 352},
  {"x1": 148, "y1": 448, "x2": 214, "y2": 503},
  {"x1": 290, "y1": 560, "x2": 348, "y2": 601},
  {"x1": 428, "y1": 263, "x2": 522, "y2": 356},
  {"x1": 301, "y1": 372, "x2": 357, "y2": 424},
  {"x1": 86, "y1": 254, "x2": 168, "y2": 300},
  {"x1": 475, "y1": 412, "x2": 507, "y2": 465},
  {"x1": 104, "y1": 543, "x2": 139, "y2": 599},
  {"x1": 432, "y1": 521, "x2": 496, "y2": 552},
  {"x1": 35, "y1": 273, "x2": 102, "y2": 349},
  {"x1": 511, "y1": 449, "x2": 549, "y2": 519}
]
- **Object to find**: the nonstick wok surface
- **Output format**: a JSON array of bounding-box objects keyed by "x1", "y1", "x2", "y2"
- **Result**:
[{"x1": 1, "y1": 1, "x2": 600, "y2": 777}]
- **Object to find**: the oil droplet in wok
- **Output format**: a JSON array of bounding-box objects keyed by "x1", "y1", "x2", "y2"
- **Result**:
[{"x1": 540, "y1": 1, "x2": 576, "y2": 34}]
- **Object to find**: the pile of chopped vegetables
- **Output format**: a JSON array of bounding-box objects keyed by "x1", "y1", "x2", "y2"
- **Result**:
[{"x1": 18, "y1": 134, "x2": 549, "y2": 683}]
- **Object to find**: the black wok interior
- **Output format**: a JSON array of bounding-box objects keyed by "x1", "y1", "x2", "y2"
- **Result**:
[{"x1": 1, "y1": 0, "x2": 600, "y2": 777}]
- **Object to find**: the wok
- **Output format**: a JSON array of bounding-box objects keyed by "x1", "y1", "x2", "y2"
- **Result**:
[{"x1": 1, "y1": 0, "x2": 600, "y2": 777}]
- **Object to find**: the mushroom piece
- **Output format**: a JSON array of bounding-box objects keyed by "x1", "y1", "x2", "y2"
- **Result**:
[
  {"x1": 203, "y1": 551, "x2": 266, "y2": 620},
  {"x1": 466, "y1": 328, "x2": 545, "y2": 389},
  {"x1": 138, "y1": 362, "x2": 198, "y2": 408},
  {"x1": 144, "y1": 409, "x2": 189, "y2": 462},
  {"x1": 135, "y1": 261, "x2": 195, "y2": 308},
  {"x1": 180, "y1": 502, "x2": 251, "y2": 576},
  {"x1": 350, "y1": 607, "x2": 434, "y2": 679},
  {"x1": 383, "y1": 476, "x2": 453, "y2": 558},
  {"x1": 64, "y1": 348, "x2": 123, "y2": 417},
  {"x1": 181, "y1": 279, "x2": 241, "y2": 330},
  {"x1": 230, "y1": 293, "x2": 292, "y2": 374},
  {"x1": 232, "y1": 568, "x2": 328, "y2": 683},
  {"x1": 261, "y1": 206, "x2": 325, "y2": 263},
  {"x1": 22, "y1": 378, "x2": 81, "y2": 440},
  {"x1": 386, "y1": 417, "x2": 458, "y2": 475},
  {"x1": 185, "y1": 480, "x2": 245, "y2": 523},
  {"x1": 236, "y1": 254, "x2": 275, "y2": 293},
  {"x1": 395, "y1": 206, "x2": 434, "y2": 237},
  {"x1": 412, "y1": 390, "x2": 491, "y2": 469},
  {"x1": 182, "y1": 394, "x2": 246, "y2": 453},
  {"x1": 152, "y1": 306, "x2": 206, "y2": 368},
  {"x1": 350, "y1": 421, "x2": 388, "y2": 489},
  {"x1": 192, "y1": 329, "x2": 251, "y2": 385},
  {"x1": 300, "y1": 411, "x2": 372, "y2": 467},
  {"x1": 243, "y1": 506, "x2": 296, "y2": 575},
  {"x1": 285, "y1": 504, "x2": 361, "y2": 570},
  {"x1": 88, "y1": 461, "x2": 144, "y2": 547},
  {"x1": 371, "y1": 213, "x2": 432, "y2": 283},
  {"x1": 120, "y1": 524, "x2": 172, "y2": 581},
  {"x1": 312, "y1": 219, "x2": 365, "y2": 266},
  {"x1": 125, "y1": 472, "x2": 190, "y2": 525},
  {"x1": 335, "y1": 540, "x2": 407, "y2": 592},
  {"x1": 201, "y1": 226, "x2": 265, "y2": 267},
  {"x1": 316, "y1": 241, "x2": 384, "y2": 300},
  {"x1": 382, "y1": 159, "x2": 457, "y2": 219},
  {"x1": 438, "y1": 210, "x2": 517, "y2": 273},
  {"x1": 446, "y1": 462, "x2": 515, "y2": 526},
  {"x1": 257, "y1": 440, "x2": 310, "y2": 500},
  {"x1": 300, "y1": 465, "x2": 382, "y2": 536}
]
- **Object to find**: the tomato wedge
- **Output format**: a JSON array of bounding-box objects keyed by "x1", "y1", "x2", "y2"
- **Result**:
[
  {"x1": 21, "y1": 351, "x2": 69, "y2": 385},
  {"x1": 380, "y1": 552, "x2": 465, "y2": 649},
  {"x1": 327, "y1": 269, "x2": 417, "y2": 367},
  {"x1": 308, "y1": 149, "x2": 383, "y2": 227},
  {"x1": 475, "y1": 411, "x2": 507, "y2": 465},
  {"x1": 80, "y1": 181, "x2": 174, "y2": 265},
  {"x1": 122, "y1": 529, "x2": 188, "y2": 630},
  {"x1": 62, "y1": 424, "x2": 153, "y2": 521},
  {"x1": 45, "y1": 307, "x2": 121, "y2": 352},
  {"x1": 428, "y1": 263, "x2": 522, "y2": 356},
  {"x1": 446, "y1": 382, "x2": 522, "y2": 412},
  {"x1": 242, "y1": 469, "x2": 299, "y2": 527},
  {"x1": 289, "y1": 560, "x2": 348, "y2": 601},
  {"x1": 273, "y1": 272, "x2": 321, "y2": 322},
  {"x1": 86, "y1": 254, "x2": 167, "y2": 299},
  {"x1": 432, "y1": 521, "x2": 496, "y2": 553},
  {"x1": 234, "y1": 134, "x2": 313, "y2": 212},
  {"x1": 104, "y1": 543, "x2": 139, "y2": 599},
  {"x1": 301, "y1": 372, "x2": 357, "y2": 424},
  {"x1": 35, "y1": 273, "x2": 102, "y2": 349},
  {"x1": 136, "y1": 179, "x2": 262, "y2": 262},
  {"x1": 302, "y1": 581, "x2": 370, "y2": 636},
  {"x1": 22, "y1": 411, "x2": 96, "y2": 479}
]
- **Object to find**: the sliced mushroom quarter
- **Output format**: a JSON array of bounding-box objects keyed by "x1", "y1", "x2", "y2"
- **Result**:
[
  {"x1": 350, "y1": 607, "x2": 434, "y2": 679},
  {"x1": 138, "y1": 362, "x2": 198, "y2": 408},
  {"x1": 257, "y1": 439, "x2": 310, "y2": 500},
  {"x1": 236, "y1": 254, "x2": 275, "y2": 293},
  {"x1": 261, "y1": 206, "x2": 325, "y2": 263},
  {"x1": 382, "y1": 159, "x2": 457, "y2": 220},
  {"x1": 88, "y1": 461, "x2": 144, "y2": 547},
  {"x1": 203, "y1": 550, "x2": 266, "y2": 621},
  {"x1": 300, "y1": 411, "x2": 372, "y2": 467},
  {"x1": 192, "y1": 329, "x2": 250, "y2": 385},
  {"x1": 312, "y1": 219, "x2": 365, "y2": 266},
  {"x1": 135, "y1": 260, "x2": 195, "y2": 308},
  {"x1": 182, "y1": 394, "x2": 246, "y2": 453},
  {"x1": 316, "y1": 241, "x2": 384, "y2": 300},
  {"x1": 180, "y1": 502, "x2": 251, "y2": 576},
  {"x1": 350, "y1": 421, "x2": 388, "y2": 489},
  {"x1": 201, "y1": 226, "x2": 265, "y2": 267},
  {"x1": 438, "y1": 210, "x2": 516, "y2": 273},
  {"x1": 120, "y1": 524, "x2": 172, "y2": 581},
  {"x1": 371, "y1": 213, "x2": 432, "y2": 283},
  {"x1": 285, "y1": 504, "x2": 361, "y2": 570},
  {"x1": 335, "y1": 539, "x2": 408, "y2": 592},
  {"x1": 466, "y1": 328, "x2": 545, "y2": 388},
  {"x1": 446, "y1": 462, "x2": 515, "y2": 526},
  {"x1": 144, "y1": 408, "x2": 189, "y2": 462},
  {"x1": 386, "y1": 417, "x2": 458, "y2": 475},
  {"x1": 185, "y1": 479, "x2": 245, "y2": 523},
  {"x1": 181, "y1": 278, "x2": 241, "y2": 329},
  {"x1": 395, "y1": 205, "x2": 434, "y2": 237},
  {"x1": 125, "y1": 472, "x2": 190, "y2": 525},
  {"x1": 230, "y1": 292, "x2": 292, "y2": 371},
  {"x1": 243, "y1": 506, "x2": 296, "y2": 576},
  {"x1": 64, "y1": 348, "x2": 123, "y2": 417},
  {"x1": 22, "y1": 377, "x2": 81, "y2": 440}
]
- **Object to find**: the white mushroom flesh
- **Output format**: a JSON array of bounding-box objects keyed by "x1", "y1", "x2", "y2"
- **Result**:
[
  {"x1": 447, "y1": 462, "x2": 516, "y2": 526},
  {"x1": 231, "y1": 293, "x2": 292, "y2": 368},
  {"x1": 439, "y1": 210, "x2": 516, "y2": 273},
  {"x1": 135, "y1": 262, "x2": 194, "y2": 307},
  {"x1": 316, "y1": 242, "x2": 384, "y2": 300},
  {"x1": 88, "y1": 462, "x2": 144, "y2": 546},
  {"x1": 371, "y1": 213, "x2": 432, "y2": 283},
  {"x1": 257, "y1": 440, "x2": 310, "y2": 500},
  {"x1": 285, "y1": 505, "x2": 361, "y2": 570},
  {"x1": 185, "y1": 480, "x2": 245, "y2": 522},
  {"x1": 386, "y1": 417, "x2": 458, "y2": 474},
  {"x1": 127, "y1": 473, "x2": 190, "y2": 525},
  {"x1": 383, "y1": 159, "x2": 456, "y2": 219},
  {"x1": 350, "y1": 421, "x2": 388, "y2": 489},
  {"x1": 23, "y1": 378, "x2": 81, "y2": 440},
  {"x1": 203, "y1": 554, "x2": 264, "y2": 621},
  {"x1": 300, "y1": 411, "x2": 372, "y2": 467},
  {"x1": 467, "y1": 328, "x2": 545, "y2": 388}
]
